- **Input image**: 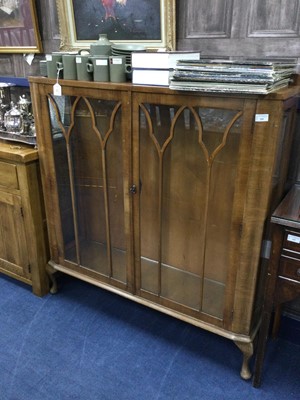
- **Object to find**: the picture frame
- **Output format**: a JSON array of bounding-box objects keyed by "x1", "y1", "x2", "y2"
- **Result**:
[
  {"x1": 56, "y1": 0, "x2": 176, "y2": 51},
  {"x1": 0, "y1": 0, "x2": 42, "y2": 53}
]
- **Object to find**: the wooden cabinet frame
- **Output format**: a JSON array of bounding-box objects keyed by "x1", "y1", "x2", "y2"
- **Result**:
[
  {"x1": 29, "y1": 77, "x2": 299, "y2": 378},
  {"x1": 0, "y1": 142, "x2": 49, "y2": 296}
]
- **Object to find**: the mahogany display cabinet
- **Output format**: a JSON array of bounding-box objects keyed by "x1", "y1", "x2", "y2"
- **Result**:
[{"x1": 29, "y1": 77, "x2": 299, "y2": 378}]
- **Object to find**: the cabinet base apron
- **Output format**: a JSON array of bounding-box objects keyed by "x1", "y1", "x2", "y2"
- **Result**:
[{"x1": 47, "y1": 260, "x2": 258, "y2": 380}]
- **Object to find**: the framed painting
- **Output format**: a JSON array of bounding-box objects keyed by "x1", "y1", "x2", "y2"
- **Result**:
[
  {"x1": 0, "y1": 0, "x2": 42, "y2": 53},
  {"x1": 56, "y1": 0, "x2": 176, "y2": 51}
]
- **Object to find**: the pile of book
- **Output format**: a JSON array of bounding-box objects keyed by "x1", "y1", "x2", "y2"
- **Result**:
[
  {"x1": 131, "y1": 51, "x2": 201, "y2": 86},
  {"x1": 169, "y1": 59, "x2": 297, "y2": 94}
]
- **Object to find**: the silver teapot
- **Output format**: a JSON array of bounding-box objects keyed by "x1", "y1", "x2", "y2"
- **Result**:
[{"x1": 4, "y1": 102, "x2": 23, "y2": 134}]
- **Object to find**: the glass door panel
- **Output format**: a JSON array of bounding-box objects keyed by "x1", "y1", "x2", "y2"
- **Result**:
[
  {"x1": 139, "y1": 103, "x2": 243, "y2": 318},
  {"x1": 48, "y1": 94, "x2": 127, "y2": 284}
]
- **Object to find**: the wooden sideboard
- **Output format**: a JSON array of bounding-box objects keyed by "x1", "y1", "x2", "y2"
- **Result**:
[
  {"x1": 29, "y1": 77, "x2": 299, "y2": 378},
  {"x1": 0, "y1": 141, "x2": 49, "y2": 296},
  {"x1": 253, "y1": 184, "x2": 300, "y2": 387}
]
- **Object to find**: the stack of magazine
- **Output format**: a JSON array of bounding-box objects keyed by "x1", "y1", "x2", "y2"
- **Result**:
[{"x1": 169, "y1": 59, "x2": 296, "y2": 94}]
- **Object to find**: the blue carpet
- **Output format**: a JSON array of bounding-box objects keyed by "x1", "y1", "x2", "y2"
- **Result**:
[{"x1": 0, "y1": 274, "x2": 299, "y2": 400}]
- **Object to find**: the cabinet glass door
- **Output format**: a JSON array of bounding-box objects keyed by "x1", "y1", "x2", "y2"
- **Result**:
[
  {"x1": 47, "y1": 94, "x2": 128, "y2": 284},
  {"x1": 136, "y1": 99, "x2": 247, "y2": 320}
]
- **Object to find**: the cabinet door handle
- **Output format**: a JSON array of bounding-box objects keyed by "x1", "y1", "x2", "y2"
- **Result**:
[
  {"x1": 129, "y1": 180, "x2": 142, "y2": 195},
  {"x1": 129, "y1": 184, "x2": 137, "y2": 194}
]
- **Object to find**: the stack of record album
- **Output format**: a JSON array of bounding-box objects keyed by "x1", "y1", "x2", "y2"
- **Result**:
[{"x1": 169, "y1": 59, "x2": 297, "y2": 94}]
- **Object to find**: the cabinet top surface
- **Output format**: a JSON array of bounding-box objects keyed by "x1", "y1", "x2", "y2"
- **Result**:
[
  {"x1": 28, "y1": 76, "x2": 300, "y2": 101},
  {"x1": 0, "y1": 140, "x2": 38, "y2": 163},
  {"x1": 272, "y1": 185, "x2": 300, "y2": 229}
]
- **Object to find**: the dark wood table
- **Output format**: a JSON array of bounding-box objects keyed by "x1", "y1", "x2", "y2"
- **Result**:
[{"x1": 253, "y1": 184, "x2": 300, "y2": 387}]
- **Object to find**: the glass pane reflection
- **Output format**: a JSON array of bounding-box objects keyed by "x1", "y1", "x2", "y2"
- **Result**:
[
  {"x1": 139, "y1": 103, "x2": 243, "y2": 318},
  {"x1": 48, "y1": 95, "x2": 127, "y2": 283}
]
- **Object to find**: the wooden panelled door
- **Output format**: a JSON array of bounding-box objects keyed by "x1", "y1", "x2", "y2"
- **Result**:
[
  {"x1": 0, "y1": 191, "x2": 30, "y2": 279},
  {"x1": 177, "y1": 0, "x2": 300, "y2": 60}
]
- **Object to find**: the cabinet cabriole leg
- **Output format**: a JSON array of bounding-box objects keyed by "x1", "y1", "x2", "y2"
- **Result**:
[
  {"x1": 46, "y1": 263, "x2": 58, "y2": 294},
  {"x1": 234, "y1": 341, "x2": 254, "y2": 380}
]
